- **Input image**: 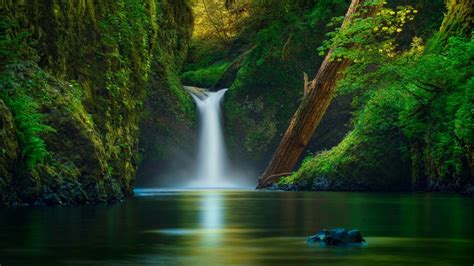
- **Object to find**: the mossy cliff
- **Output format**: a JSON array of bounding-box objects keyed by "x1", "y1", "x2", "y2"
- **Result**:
[
  {"x1": 0, "y1": 99, "x2": 19, "y2": 204},
  {"x1": 0, "y1": 0, "x2": 194, "y2": 206}
]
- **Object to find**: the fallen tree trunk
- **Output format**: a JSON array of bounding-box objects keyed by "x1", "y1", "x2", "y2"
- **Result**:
[{"x1": 257, "y1": 0, "x2": 381, "y2": 188}]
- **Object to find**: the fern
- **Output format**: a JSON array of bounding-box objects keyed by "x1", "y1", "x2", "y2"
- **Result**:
[
  {"x1": 1, "y1": 22, "x2": 55, "y2": 170},
  {"x1": 4, "y1": 94, "x2": 55, "y2": 169}
]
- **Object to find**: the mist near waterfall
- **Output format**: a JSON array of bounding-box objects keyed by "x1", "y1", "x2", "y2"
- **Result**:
[{"x1": 137, "y1": 88, "x2": 256, "y2": 189}]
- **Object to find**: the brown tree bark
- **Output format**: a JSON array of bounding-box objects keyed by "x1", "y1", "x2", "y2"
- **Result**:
[{"x1": 257, "y1": 0, "x2": 381, "y2": 188}]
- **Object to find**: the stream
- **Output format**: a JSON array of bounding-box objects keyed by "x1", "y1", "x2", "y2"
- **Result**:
[{"x1": 0, "y1": 190, "x2": 473, "y2": 265}]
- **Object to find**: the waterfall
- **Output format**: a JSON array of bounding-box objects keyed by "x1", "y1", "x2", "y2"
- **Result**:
[{"x1": 190, "y1": 89, "x2": 228, "y2": 187}]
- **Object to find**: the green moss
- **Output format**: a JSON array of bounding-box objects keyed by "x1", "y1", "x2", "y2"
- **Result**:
[
  {"x1": 0, "y1": 0, "x2": 195, "y2": 205},
  {"x1": 0, "y1": 99, "x2": 20, "y2": 205},
  {"x1": 181, "y1": 61, "x2": 231, "y2": 88},
  {"x1": 0, "y1": 70, "x2": 54, "y2": 170},
  {"x1": 138, "y1": 0, "x2": 196, "y2": 164}
]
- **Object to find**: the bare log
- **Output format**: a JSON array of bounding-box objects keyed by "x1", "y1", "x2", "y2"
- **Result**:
[{"x1": 257, "y1": 0, "x2": 381, "y2": 188}]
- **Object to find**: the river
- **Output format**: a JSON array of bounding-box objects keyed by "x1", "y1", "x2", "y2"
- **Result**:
[{"x1": 0, "y1": 190, "x2": 473, "y2": 265}]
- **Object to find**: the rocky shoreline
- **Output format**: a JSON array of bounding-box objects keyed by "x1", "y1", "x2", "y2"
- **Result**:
[{"x1": 262, "y1": 176, "x2": 474, "y2": 196}]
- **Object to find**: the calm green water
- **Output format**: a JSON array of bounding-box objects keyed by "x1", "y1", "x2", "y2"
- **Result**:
[{"x1": 0, "y1": 190, "x2": 473, "y2": 265}]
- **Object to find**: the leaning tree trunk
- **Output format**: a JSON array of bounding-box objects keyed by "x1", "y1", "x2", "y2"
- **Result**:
[{"x1": 257, "y1": 0, "x2": 381, "y2": 188}]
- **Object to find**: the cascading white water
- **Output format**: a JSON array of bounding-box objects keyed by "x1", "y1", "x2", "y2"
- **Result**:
[{"x1": 190, "y1": 89, "x2": 228, "y2": 187}]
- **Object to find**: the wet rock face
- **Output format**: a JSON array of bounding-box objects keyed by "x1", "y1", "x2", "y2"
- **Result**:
[
  {"x1": 307, "y1": 229, "x2": 366, "y2": 247},
  {"x1": 0, "y1": 100, "x2": 20, "y2": 205}
]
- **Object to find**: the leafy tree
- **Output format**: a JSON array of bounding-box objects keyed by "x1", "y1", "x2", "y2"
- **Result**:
[{"x1": 281, "y1": 0, "x2": 473, "y2": 192}]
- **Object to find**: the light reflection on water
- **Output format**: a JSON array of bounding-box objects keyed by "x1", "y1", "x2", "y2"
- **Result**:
[
  {"x1": 0, "y1": 190, "x2": 473, "y2": 265},
  {"x1": 200, "y1": 192, "x2": 223, "y2": 247}
]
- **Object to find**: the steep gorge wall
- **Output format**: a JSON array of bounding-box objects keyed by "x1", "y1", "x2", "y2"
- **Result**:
[
  {"x1": 0, "y1": 99, "x2": 19, "y2": 203},
  {"x1": 0, "y1": 0, "x2": 194, "y2": 206}
]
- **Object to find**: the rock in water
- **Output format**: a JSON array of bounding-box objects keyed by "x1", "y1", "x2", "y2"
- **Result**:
[{"x1": 307, "y1": 229, "x2": 366, "y2": 247}]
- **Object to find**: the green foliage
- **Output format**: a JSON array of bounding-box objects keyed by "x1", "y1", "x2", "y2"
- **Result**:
[
  {"x1": 223, "y1": 0, "x2": 350, "y2": 159},
  {"x1": 279, "y1": 132, "x2": 358, "y2": 186},
  {"x1": 190, "y1": 0, "x2": 249, "y2": 43},
  {"x1": 181, "y1": 34, "x2": 239, "y2": 89},
  {"x1": 181, "y1": 61, "x2": 231, "y2": 87},
  {"x1": 185, "y1": 0, "x2": 444, "y2": 163},
  {"x1": 0, "y1": 20, "x2": 54, "y2": 170},
  {"x1": 0, "y1": 62, "x2": 55, "y2": 170},
  {"x1": 1, "y1": 0, "x2": 196, "y2": 205},
  {"x1": 288, "y1": 0, "x2": 473, "y2": 189},
  {"x1": 400, "y1": 37, "x2": 474, "y2": 178},
  {"x1": 4, "y1": 94, "x2": 54, "y2": 169},
  {"x1": 0, "y1": 20, "x2": 37, "y2": 66},
  {"x1": 319, "y1": 2, "x2": 417, "y2": 61},
  {"x1": 138, "y1": 0, "x2": 196, "y2": 163},
  {"x1": 97, "y1": 0, "x2": 154, "y2": 118}
]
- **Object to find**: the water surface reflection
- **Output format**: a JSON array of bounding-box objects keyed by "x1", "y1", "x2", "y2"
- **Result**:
[
  {"x1": 200, "y1": 192, "x2": 223, "y2": 247},
  {"x1": 0, "y1": 190, "x2": 473, "y2": 265}
]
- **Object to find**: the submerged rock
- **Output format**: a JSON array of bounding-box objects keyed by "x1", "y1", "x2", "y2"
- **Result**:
[{"x1": 307, "y1": 229, "x2": 366, "y2": 247}]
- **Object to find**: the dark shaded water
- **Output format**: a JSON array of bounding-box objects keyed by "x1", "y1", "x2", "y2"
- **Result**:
[{"x1": 0, "y1": 190, "x2": 473, "y2": 265}]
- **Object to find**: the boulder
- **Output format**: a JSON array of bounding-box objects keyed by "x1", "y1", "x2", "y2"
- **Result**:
[{"x1": 307, "y1": 229, "x2": 366, "y2": 247}]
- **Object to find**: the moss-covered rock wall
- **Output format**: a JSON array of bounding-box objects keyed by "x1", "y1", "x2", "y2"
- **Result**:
[
  {"x1": 0, "y1": 99, "x2": 19, "y2": 204},
  {"x1": 0, "y1": 0, "x2": 194, "y2": 206},
  {"x1": 139, "y1": 0, "x2": 196, "y2": 176}
]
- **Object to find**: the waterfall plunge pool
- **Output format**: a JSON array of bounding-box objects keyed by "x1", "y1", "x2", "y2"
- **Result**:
[{"x1": 1, "y1": 190, "x2": 473, "y2": 265}]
